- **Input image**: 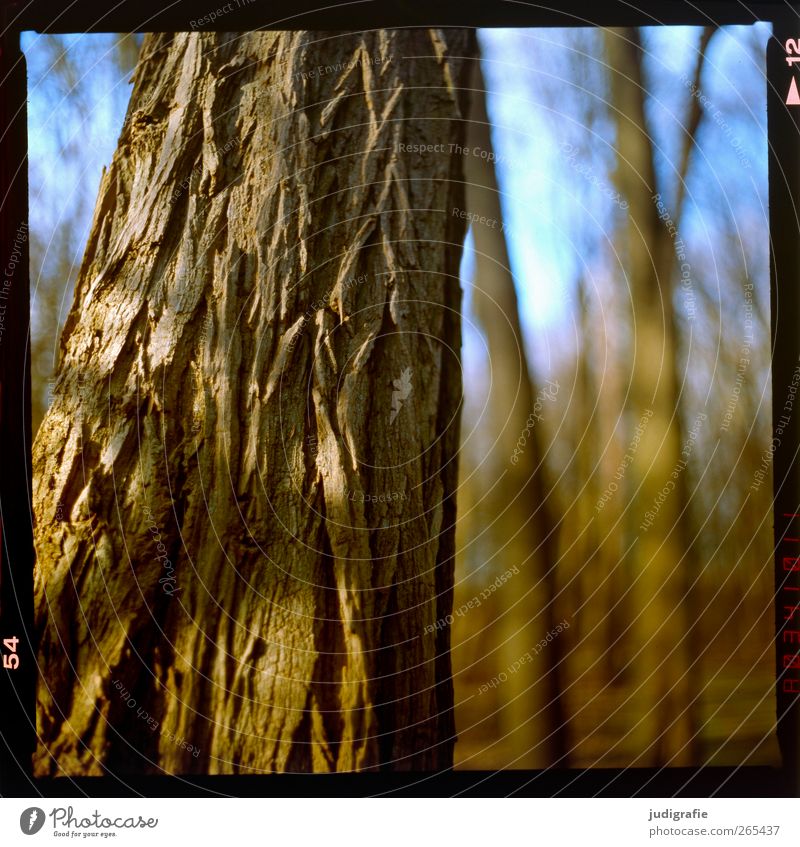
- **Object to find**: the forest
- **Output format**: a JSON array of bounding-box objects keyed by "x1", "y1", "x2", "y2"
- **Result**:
[{"x1": 25, "y1": 24, "x2": 777, "y2": 774}]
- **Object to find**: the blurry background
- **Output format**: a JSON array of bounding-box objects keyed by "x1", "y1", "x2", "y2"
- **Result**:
[{"x1": 24, "y1": 25, "x2": 778, "y2": 769}]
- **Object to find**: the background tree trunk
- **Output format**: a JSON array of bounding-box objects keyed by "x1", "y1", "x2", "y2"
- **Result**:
[
  {"x1": 605, "y1": 27, "x2": 699, "y2": 765},
  {"x1": 33, "y1": 29, "x2": 475, "y2": 775},
  {"x1": 461, "y1": 60, "x2": 568, "y2": 768}
]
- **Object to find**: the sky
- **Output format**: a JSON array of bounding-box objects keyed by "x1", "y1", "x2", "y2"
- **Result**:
[
  {"x1": 22, "y1": 26, "x2": 771, "y2": 388},
  {"x1": 23, "y1": 32, "x2": 139, "y2": 252},
  {"x1": 476, "y1": 25, "x2": 770, "y2": 371}
]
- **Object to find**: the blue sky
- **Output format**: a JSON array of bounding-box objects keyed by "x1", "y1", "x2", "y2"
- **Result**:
[
  {"x1": 475, "y1": 25, "x2": 770, "y2": 371},
  {"x1": 22, "y1": 26, "x2": 771, "y2": 385}
]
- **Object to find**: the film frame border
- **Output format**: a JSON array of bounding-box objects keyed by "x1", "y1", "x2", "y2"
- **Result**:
[{"x1": 0, "y1": 0, "x2": 796, "y2": 798}]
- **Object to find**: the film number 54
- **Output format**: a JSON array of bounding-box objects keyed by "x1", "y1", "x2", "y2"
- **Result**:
[{"x1": 2, "y1": 636, "x2": 19, "y2": 669}]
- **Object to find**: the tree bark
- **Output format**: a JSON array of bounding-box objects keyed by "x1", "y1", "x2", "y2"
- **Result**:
[{"x1": 33, "y1": 29, "x2": 475, "y2": 775}]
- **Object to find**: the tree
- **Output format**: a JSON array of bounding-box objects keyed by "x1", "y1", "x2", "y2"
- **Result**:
[
  {"x1": 460, "y1": 60, "x2": 568, "y2": 767},
  {"x1": 33, "y1": 29, "x2": 475, "y2": 775},
  {"x1": 604, "y1": 26, "x2": 711, "y2": 765}
]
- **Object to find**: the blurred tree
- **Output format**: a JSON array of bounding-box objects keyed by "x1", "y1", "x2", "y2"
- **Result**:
[
  {"x1": 603, "y1": 26, "x2": 715, "y2": 765},
  {"x1": 461, "y1": 59, "x2": 568, "y2": 767}
]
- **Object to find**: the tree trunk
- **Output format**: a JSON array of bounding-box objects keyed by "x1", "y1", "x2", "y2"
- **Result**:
[
  {"x1": 462, "y1": 60, "x2": 568, "y2": 767},
  {"x1": 605, "y1": 27, "x2": 697, "y2": 765},
  {"x1": 33, "y1": 29, "x2": 475, "y2": 776}
]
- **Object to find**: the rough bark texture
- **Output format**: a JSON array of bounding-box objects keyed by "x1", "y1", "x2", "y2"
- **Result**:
[{"x1": 33, "y1": 29, "x2": 475, "y2": 775}]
